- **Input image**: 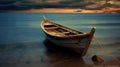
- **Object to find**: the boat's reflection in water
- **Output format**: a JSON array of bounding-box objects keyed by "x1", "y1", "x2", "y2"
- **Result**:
[{"x1": 43, "y1": 39, "x2": 89, "y2": 67}]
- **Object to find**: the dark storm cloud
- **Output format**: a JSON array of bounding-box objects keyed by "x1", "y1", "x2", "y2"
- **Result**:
[
  {"x1": 0, "y1": 0, "x2": 16, "y2": 4},
  {"x1": 58, "y1": 0, "x2": 95, "y2": 8},
  {"x1": 0, "y1": 0, "x2": 41, "y2": 10},
  {"x1": 0, "y1": 0, "x2": 82, "y2": 10},
  {"x1": 0, "y1": 0, "x2": 120, "y2": 11}
]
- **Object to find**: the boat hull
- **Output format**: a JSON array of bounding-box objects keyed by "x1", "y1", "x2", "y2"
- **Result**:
[
  {"x1": 44, "y1": 31, "x2": 90, "y2": 55},
  {"x1": 41, "y1": 17, "x2": 96, "y2": 56}
]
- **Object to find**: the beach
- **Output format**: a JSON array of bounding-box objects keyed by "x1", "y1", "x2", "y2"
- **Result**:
[
  {"x1": 0, "y1": 40, "x2": 119, "y2": 67},
  {"x1": 0, "y1": 13, "x2": 120, "y2": 67}
]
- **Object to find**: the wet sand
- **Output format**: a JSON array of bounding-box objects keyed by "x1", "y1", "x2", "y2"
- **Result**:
[{"x1": 0, "y1": 39, "x2": 119, "y2": 67}]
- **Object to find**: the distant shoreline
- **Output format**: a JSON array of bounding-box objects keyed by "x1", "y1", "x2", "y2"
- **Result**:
[{"x1": 0, "y1": 8, "x2": 120, "y2": 13}]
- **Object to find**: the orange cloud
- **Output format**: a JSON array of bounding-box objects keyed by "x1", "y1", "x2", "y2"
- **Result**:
[
  {"x1": 85, "y1": 4, "x2": 98, "y2": 9},
  {"x1": 11, "y1": 7, "x2": 120, "y2": 13}
]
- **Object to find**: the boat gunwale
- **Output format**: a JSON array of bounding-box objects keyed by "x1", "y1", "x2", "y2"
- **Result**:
[{"x1": 41, "y1": 18, "x2": 91, "y2": 38}]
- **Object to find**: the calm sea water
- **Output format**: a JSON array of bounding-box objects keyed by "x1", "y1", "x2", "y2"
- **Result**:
[
  {"x1": 0, "y1": 13, "x2": 120, "y2": 67},
  {"x1": 0, "y1": 13, "x2": 120, "y2": 44}
]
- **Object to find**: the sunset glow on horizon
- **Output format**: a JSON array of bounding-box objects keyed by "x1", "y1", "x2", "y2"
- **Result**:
[
  {"x1": 0, "y1": 0, "x2": 120, "y2": 13},
  {"x1": 11, "y1": 7, "x2": 120, "y2": 13}
]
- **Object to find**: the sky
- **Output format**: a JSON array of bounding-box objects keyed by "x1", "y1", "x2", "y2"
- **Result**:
[{"x1": 0, "y1": 0, "x2": 120, "y2": 13}]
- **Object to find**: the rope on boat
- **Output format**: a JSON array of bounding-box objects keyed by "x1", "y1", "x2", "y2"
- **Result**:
[
  {"x1": 93, "y1": 36, "x2": 120, "y2": 64},
  {"x1": 87, "y1": 24, "x2": 120, "y2": 63}
]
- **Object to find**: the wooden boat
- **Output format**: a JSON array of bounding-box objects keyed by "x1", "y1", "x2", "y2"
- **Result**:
[{"x1": 41, "y1": 16, "x2": 96, "y2": 56}]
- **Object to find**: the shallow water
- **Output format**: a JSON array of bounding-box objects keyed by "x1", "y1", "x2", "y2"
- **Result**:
[
  {"x1": 0, "y1": 13, "x2": 120, "y2": 67},
  {"x1": 0, "y1": 40, "x2": 119, "y2": 67}
]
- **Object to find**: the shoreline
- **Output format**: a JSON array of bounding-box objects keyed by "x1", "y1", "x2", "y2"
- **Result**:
[{"x1": 0, "y1": 8, "x2": 120, "y2": 13}]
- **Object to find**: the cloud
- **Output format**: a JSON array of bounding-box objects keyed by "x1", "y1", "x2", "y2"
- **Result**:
[
  {"x1": 84, "y1": 0, "x2": 120, "y2": 10},
  {"x1": 0, "y1": 0, "x2": 82, "y2": 10},
  {"x1": 0, "y1": 0, "x2": 16, "y2": 5},
  {"x1": 0, "y1": 0, "x2": 120, "y2": 12}
]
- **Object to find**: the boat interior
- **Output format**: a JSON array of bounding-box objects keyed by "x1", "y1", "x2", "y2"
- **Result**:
[{"x1": 43, "y1": 22, "x2": 83, "y2": 36}]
